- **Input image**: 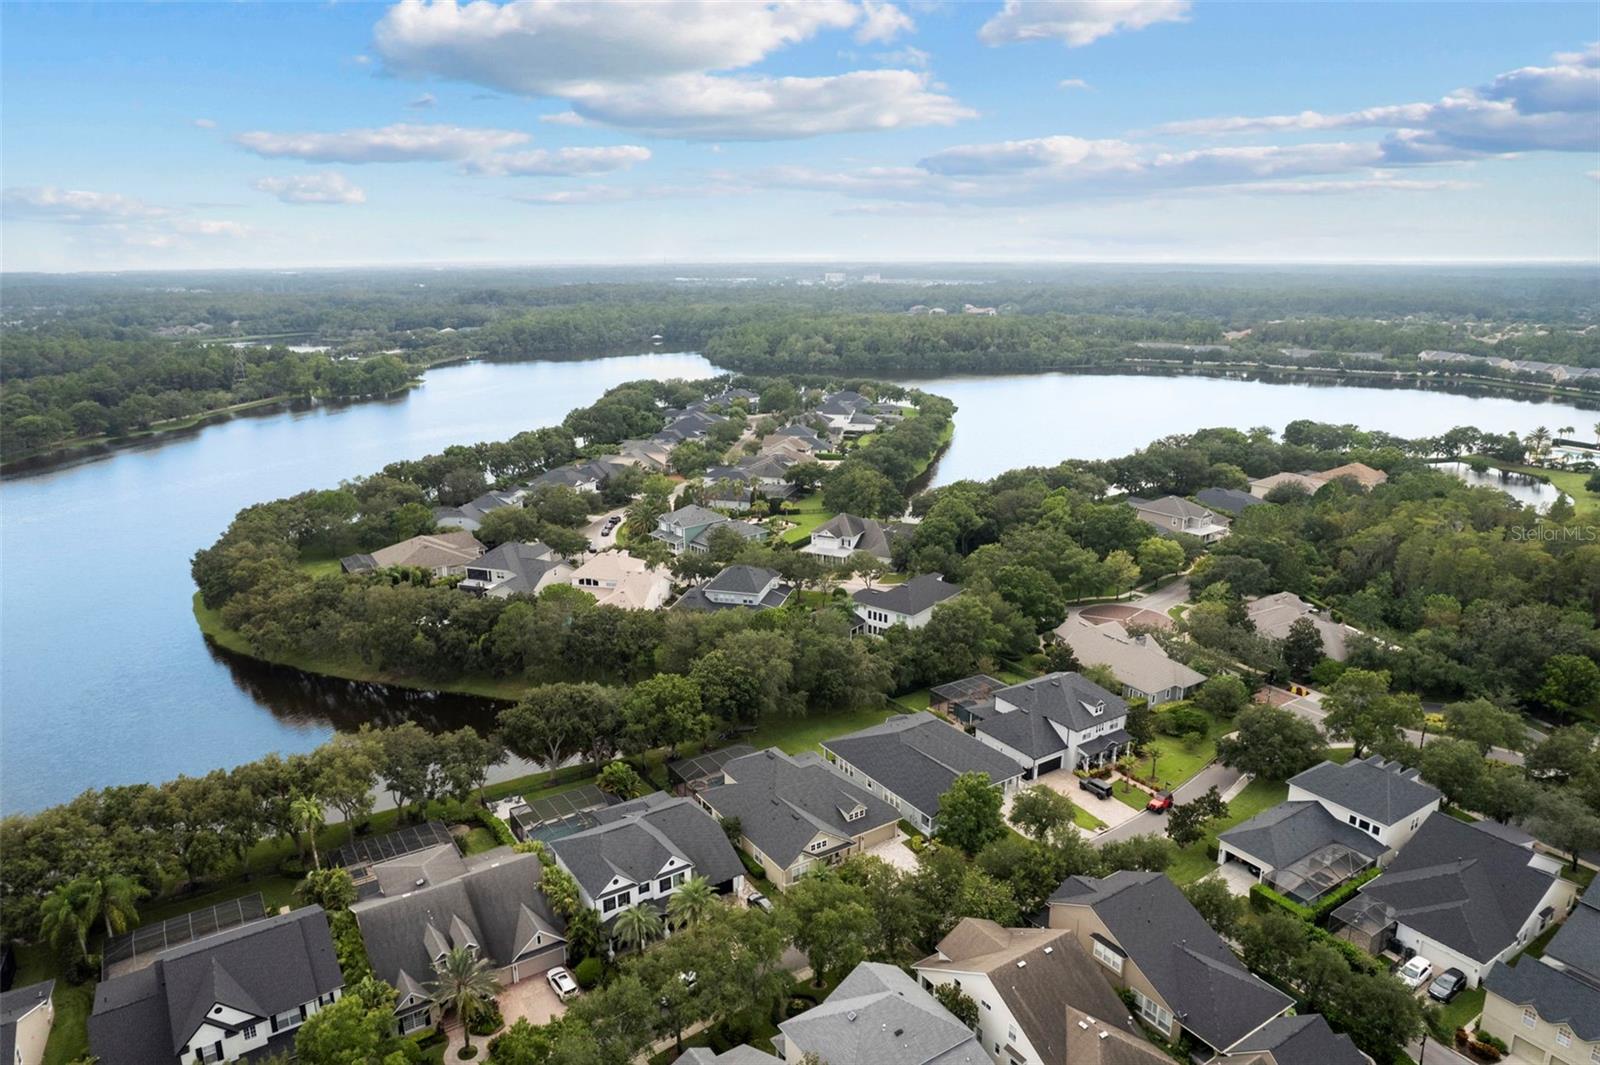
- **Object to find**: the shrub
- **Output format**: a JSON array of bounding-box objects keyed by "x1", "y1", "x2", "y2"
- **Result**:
[
  {"x1": 1249, "y1": 882, "x2": 1315, "y2": 921},
  {"x1": 1156, "y1": 706, "x2": 1210, "y2": 740},
  {"x1": 1475, "y1": 1030, "x2": 1508, "y2": 1054},
  {"x1": 329, "y1": 909, "x2": 373, "y2": 984},
  {"x1": 1308, "y1": 868, "x2": 1380, "y2": 925},
  {"x1": 467, "y1": 1001, "x2": 504, "y2": 1036},
  {"x1": 477, "y1": 808, "x2": 517, "y2": 849},
  {"x1": 737, "y1": 849, "x2": 765, "y2": 880},
  {"x1": 573, "y1": 956, "x2": 603, "y2": 989}
]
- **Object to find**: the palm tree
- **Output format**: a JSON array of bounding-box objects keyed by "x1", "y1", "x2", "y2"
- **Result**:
[
  {"x1": 427, "y1": 946, "x2": 503, "y2": 1052},
  {"x1": 39, "y1": 883, "x2": 91, "y2": 959},
  {"x1": 290, "y1": 794, "x2": 325, "y2": 870},
  {"x1": 613, "y1": 902, "x2": 663, "y2": 953},
  {"x1": 73, "y1": 872, "x2": 148, "y2": 942},
  {"x1": 1527, "y1": 426, "x2": 1552, "y2": 454},
  {"x1": 666, "y1": 876, "x2": 716, "y2": 931}
]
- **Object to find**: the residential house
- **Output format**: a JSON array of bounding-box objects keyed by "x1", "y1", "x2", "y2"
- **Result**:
[
  {"x1": 763, "y1": 425, "x2": 825, "y2": 455},
  {"x1": 704, "y1": 479, "x2": 755, "y2": 512},
  {"x1": 353, "y1": 846, "x2": 567, "y2": 1035},
  {"x1": 912, "y1": 919, "x2": 1163, "y2": 1065},
  {"x1": 674, "y1": 1048, "x2": 781, "y2": 1065},
  {"x1": 1247, "y1": 472, "x2": 1326, "y2": 499},
  {"x1": 1329, "y1": 815, "x2": 1576, "y2": 986},
  {"x1": 841, "y1": 411, "x2": 880, "y2": 436},
  {"x1": 697, "y1": 747, "x2": 899, "y2": 889},
  {"x1": 1125, "y1": 496, "x2": 1230, "y2": 543},
  {"x1": 433, "y1": 488, "x2": 525, "y2": 532},
  {"x1": 1195, "y1": 487, "x2": 1267, "y2": 517},
  {"x1": 821, "y1": 712, "x2": 1025, "y2": 834},
  {"x1": 1047, "y1": 871, "x2": 1294, "y2": 1055},
  {"x1": 567, "y1": 551, "x2": 673, "y2": 610},
  {"x1": 852, "y1": 573, "x2": 962, "y2": 635},
  {"x1": 802, "y1": 513, "x2": 895, "y2": 563},
  {"x1": 548, "y1": 793, "x2": 745, "y2": 923},
  {"x1": 88, "y1": 907, "x2": 344, "y2": 1065},
  {"x1": 1216, "y1": 755, "x2": 1441, "y2": 904},
  {"x1": 340, "y1": 530, "x2": 485, "y2": 576},
  {"x1": 1249, "y1": 463, "x2": 1387, "y2": 499},
  {"x1": 736, "y1": 452, "x2": 798, "y2": 485},
  {"x1": 774, "y1": 961, "x2": 987, "y2": 1065},
  {"x1": 619, "y1": 439, "x2": 673, "y2": 472},
  {"x1": 1, "y1": 981, "x2": 53, "y2": 1065},
  {"x1": 650, "y1": 505, "x2": 768, "y2": 554},
  {"x1": 674, "y1": 565, "x2": 792, "y2": 613},
  {"x1": 530, "y1": 462, "x2": 606, "y2": 495},
  {"x1": 1245, "y1": 592, "x2": 1352, "y2": 661},
  {"x1": 814, "y1": 391, "x2": 872, "y2": 432},
  {"x1": 1051, "y1": 617, "x2": 1204, "y2": 705},
  {"x1": 1481, "y1": 877, "x2": 1600, "y2": 1064},
  {"x1": 928, "y1": 674, "x2": 1006, "y2": 726},
  {"x1": 459, "y1": 541, "x2": 573, "y2": 598},
  {"x1": 1224, "y1": 1015, "x2": 1372, "y2": 1065},
  {"x1": 972, "y1": 673, "x2": 1131, "y2": 778}
]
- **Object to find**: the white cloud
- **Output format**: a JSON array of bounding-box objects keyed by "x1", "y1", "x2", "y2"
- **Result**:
[
  {"x1": 408, "y1": 92, "x2": 437, "y2": 109},
  {"x1": 370, "y1": 0, "x2": 967, "y2": 140},
  {"x1": 255, "y1": 172, "x2": 369, "y2": 204},
  {"x1": 855, "y1": 1, "x2": 913, "y2": 43},
  {"x1": 539, "y1": 111, "x2": 587, "y2": 126},
  {"x1": 235, "y1": 122, "x2": 529, "y2": 162},
  {"x1": 875, "y1": 45, "x2": 931, "y2": 70},
  {"x1": 511, "y1": 179, "x2": 747, "y2": 205},
  {"x1": 1153, "y1": 44, "x2": 1600, "y2": 160},
  {"x1": 979, "y1": 0, "x2": 1190, "y2": 47},
  {"x1": 464, "y1": 144, "x2": 651, "y2": 176},
  {"x1": 3, "y1": 186, "x2": 171, "y2": 222},
  {"x1": 1215, "y1": 176, "x2": 1476, "y2": 196},
  {"x1": 174, "y1": 219, "x2": 252, "y2": 238},
  {"x1": 1058, "y1": 78, "x2": 1091, "y2": 90},
  {"x1": 920, "y1": 134, "x2": 1141, "y2": 175},
  {"x1": 192, "y1": 117, "x2": 218, "y2": 129}
]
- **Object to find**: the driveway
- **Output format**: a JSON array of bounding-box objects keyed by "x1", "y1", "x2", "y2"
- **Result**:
[
  {"x1": 1214, "y1": 859, "x2": 1260, "y2": 896},
  {"x1": 1093, "y1": 760, "x2": 1246, "y2": 846},
  {"x1": 580, "y1": 506, "x2": 626, "y2": 552},
  {"x1": 1008, "y1": 769, "x2": 1144, "y2": 838},
  {"x1": 862, "y1": 830, "x2": 920, "y2": 872},
  {"x1": 500, "y1": 972, "x2": 567, "y2": 1028}
]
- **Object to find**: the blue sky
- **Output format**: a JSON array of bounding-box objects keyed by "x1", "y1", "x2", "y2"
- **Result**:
[{"x1": 3, "y1": 1, "x2": 1597, "y2": 271}]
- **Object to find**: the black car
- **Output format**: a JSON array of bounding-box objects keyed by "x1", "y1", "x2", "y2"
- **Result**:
[
  {"x1": 1427, "y1": 968, "x2": 1467, "y2": 1003},
  {"x1": 1079, "y1": 777, "x2": 1114, "y2": 800}
]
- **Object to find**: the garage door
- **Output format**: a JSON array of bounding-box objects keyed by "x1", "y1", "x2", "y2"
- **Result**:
[
  {"x1": 1037, "y1": 757, "x2": 1063, "y2": 775},
  {"x1": 1511, "y1": 1036, "x2": 1547, "y2": 1063}
]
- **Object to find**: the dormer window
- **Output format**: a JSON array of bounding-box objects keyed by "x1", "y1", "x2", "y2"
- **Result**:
[{"x1": 843, "y1": 805, "x2": 865, "y2": 822}]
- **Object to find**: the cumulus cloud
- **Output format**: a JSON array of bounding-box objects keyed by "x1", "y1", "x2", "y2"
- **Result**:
[
  {"x1": 463, "y1": 144, "x2": 651, "y2": 176},
  {"x1": 539, "y1": 111, "x2": 587, "y2": 126},
  {"x1": 1153, "y1": 44, "x2": 1600, "y2": 160},
  {"x1": 370, "y1": 0, "x2": 967, "y2": 139},
  {"x1": 979, "y1": 0, "x2": 1190, "y2": 47},
  {"x1": 235, "y1": 122, "x2": 529, "y2": 162},
  {"x1": 1058, "y1": 78, "x2": 1092, "y2": 90},
  {"x1": 3, "y1": 186, "x2": 172, "y2": 222},
  {"x1": 512, "y1": 179, "x2": 747, "y2": 205},
  {"x1": 254, "y1": 172, "x2": 369, "y2": 204},
  {"x1": 192, "y1": 117, "x2": 218, "y2": 129}
]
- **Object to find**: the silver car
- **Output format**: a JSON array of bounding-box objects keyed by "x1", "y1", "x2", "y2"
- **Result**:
[{"x1": 547, "y1": 966, "x2": 579, "y2": 1000}]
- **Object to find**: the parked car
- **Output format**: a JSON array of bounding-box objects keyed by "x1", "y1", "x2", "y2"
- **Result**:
[
  {"x1": 748, "y1": 891, "x2": 773, "y2": 912},
  {"x1": 1428, "y1": 968, "x2": 1467, "y2": 1003},
  {"x1": 1079, "y1": 777, "x2": 1114, "y2": 800},
  {"x1": 1146, "y1": 791, "x2": 1174, "y2": 813},
  {"x1": 1397, "y1": 956, "x2": 1434, "y2": 990},
  {"x1": 547, "y1": 966, "x2": 579, "y2": 1000}
]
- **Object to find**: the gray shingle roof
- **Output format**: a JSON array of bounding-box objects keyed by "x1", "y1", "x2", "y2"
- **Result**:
[
  {"x1": 1483, "y1": 959, "x2": 1600, "y2": 1042},
  {"x1": 700, "y1": 749, "x2": 899, "y2": 869},
  {"x1": 1349, "y1": 815, "x2": 1558, "y2": 964},
  {"x1": 979, "y1": 672, "x2": 1129, "y2": 756},
  {"x1": 705, "y1": 565, "x2": 780, "y2": 596},
  {"x1": 1289, "y1": 755, "x2": 1440, "y2": 825},
  {"x1": 1227, "y1": 1013, "x2": 1370, "y2": 1065},
  {"x1": 674, "y1": 1047, "x2": 783, "y2": 1065},
  {"x1": 1218, "y1": 801, "x2": 1389, "y2": 871},
  {"x1": 552, "y1": 794, "x2": 744, "y2": 898},
  {"x1": 810, "y1": 513, "x2": 894, "y2": 560},
  {"x1": 1195, "y1": 487, "x2": 1266, "y2": 516},
  {"x1": 821, "y1": 713, "x2": 1025, "y2": 821},
  {"x1": 853, "y1": 573, "x2": 962, "y2": 617},
  {"x1": 1048, "y1": 872, "x2": 1292, "y2": 1051},
  {"x1": 89, "y1": 908, "x2": 342, "y2": 1065},
  {"x1": 1127, "y1": 495, "x2": 1221, "y2": 522},
  {"x1": 1545, "y1": 879, "x2": 1600, "y2": 978},
  {"x1": 354, "y1": 849, "x2": 565, "y2": 1000},
  {"x1": 778, "y1": 962, "x2": 985, "y2": 1065}
]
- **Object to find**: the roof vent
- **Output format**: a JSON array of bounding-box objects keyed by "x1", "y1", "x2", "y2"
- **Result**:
[
  {"x1": 1016, "y1": 960, "x2": 1026, "y2": 968},
  {"x1": 415, "y1": 878, "x2": 426, "y2": 888},
  {"x1": 1099, "y1": 1031, "x2": 1110, "y2": 1040},
  {"x1": 1078, "y1": 1020, "x2": 1090, "y2": 1030},
  {"x1": 847, "y1": 1011, "x2": 858, "y2": 1023},
  {"x1": 1043, "y1": 946, "x2": 1054, "y2": 954}
]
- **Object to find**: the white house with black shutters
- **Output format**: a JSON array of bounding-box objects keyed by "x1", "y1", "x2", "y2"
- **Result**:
[{"x1": 972, "y1": 672, "x2": 1131, "y2": 777}]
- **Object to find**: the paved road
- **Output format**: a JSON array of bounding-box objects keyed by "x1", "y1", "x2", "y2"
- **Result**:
[
  {"x1": 580, "y1": 505, "x2": 627, "y2": 551},
  {"x1": 1272, "y1": 687, "x2": 1525, "y2": 767},
  {"x1": 1407, "y1": 1035, "x2": 1476, "y2": 1065},
  {"x1": 1133, "y1": 576, "x2": 1191, "y2": 615},
  {"x1": 1091, "y1": 759, "x2": 1245, "y2": 846}
]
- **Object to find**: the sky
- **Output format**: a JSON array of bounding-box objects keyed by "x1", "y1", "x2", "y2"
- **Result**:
[{"x1": 2, "y1": 0, "x2": 1598, "y2": 272}]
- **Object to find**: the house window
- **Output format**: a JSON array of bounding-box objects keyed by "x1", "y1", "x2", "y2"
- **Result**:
[
  {"x1": 1131, "y1": 989, "x2": 1173, "y2": 1033},
  {"x1": 1523, "y1": 1008, "x2": 1537, "y2": 1029},
  {"x1": 1092, "y1": 939, "x2": 1124, "y2": 975},
  {"x1": 195, "y1": 1047, "x2": 224, "y2": 1064},
  {"x1": 242, "y1": 1023, "x2": 257, "y2": 1039},
  {"x1": 1590, "y1": 1045, "x2": 1600, "y2": 1065},
  {"x1": 272, "y1": 1008, "x2": 303, "y2": 1031},
  {"x1": 659, "y1": 877, "x2": 673, "y2": 892},
  {"x1": 1556, "y1": 1028, "x2": 1572, "y2": 1048},
  {"x1": 1008, "y1": 1025, "x2": 1018, "y2": 1043}
]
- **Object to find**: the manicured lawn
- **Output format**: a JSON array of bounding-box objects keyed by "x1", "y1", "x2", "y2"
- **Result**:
[
  {"x1": 1128, "y1": 707, "x2": 1229, "y2": 793},
  {"x1": 1432, "y1": 987, "x2": 1486, "y2": 1040},
  {"x1": 14, "y1": 943, "x2": 92, "y2": 1065},
  {"x1": 744, "y1": 704, "x2": 906, "y2": 756},
  {"x1": 143, "y1": 872, "x2": 303, "y2": 925},
  {"x1": 778, "y1": 494, "x2": 834, "y2": 543},
  {"x1": 1477, "y1": 460, "x2": 1600, "y2": 519},
  {"x1": 460, "y1": 826, "x2": 499, "y2": 855},
  {"x1": 1074, "y1": 805, "x2": 1108, "y2": 831},
  {"x1": 1166, "y1": 777, "x2": 1290, "y2": 885}
]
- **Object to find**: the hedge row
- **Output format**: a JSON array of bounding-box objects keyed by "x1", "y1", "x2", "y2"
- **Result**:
[{"x1": 477, "y1": 807, "x2": 518, "y2": 849}]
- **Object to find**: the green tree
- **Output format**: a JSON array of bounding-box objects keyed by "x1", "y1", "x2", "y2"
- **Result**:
[
  {"x1": 1166, "y1": 786, "x2": 1228, "y2": 847},
  {"x1": 823, "y1": 465, "x2": 903, "y2": 519},
  {"x1": 1321, "y1": 669, "x2": 1422, "y2": 757},
  {"x1": 620, "y1": 673, "x2": 710, "y2": 758},
  {"x1": 39, "y1": 883, "x2": 92, "y2": 960},
  {"x1": 1182, "y1": 875, "x2": 1245, "y2": 938},
  {"x1": 69, "y1": 871, "x2": 148, "y2": 943},
  {"x1": 1098, "y1": 834, "x2": 1175, "y2": 872},
  {"x1": 428, "y1": 946, "x2": 504, "y2": 1052},
  {"x1": 933, "y1": 982, "x2": 980, "y2": 1029},
  {"x1": 1136, "y1": 537, "x2": 1186, "y2": 583},
  {"x1": 291, "y1": 794, "x2": 325, "y2": 869},
  {"x1": 1216, "y1": 704, "x2": 1327, "y2": 781},
  {"x1": 666, "y1": 875, "x2": 716, "y2": 931},
  {"x1": 1007, "y1": 785, "x2": 1077, "y2": 841},
  {"x1": 1527, "y1": 787, "x2": 1600, "y2": 869},
  {"x1": 295, "y1": 977, "x2": 409, "y2": 1065},
  {"x1": 1442, "y1": 698, "x2": 1527, "y2": 755},
  {"x1": 1193, "y1": 674, "x2": 1251, "y2": 717},
  {"x1": 1416, "y1": 738, "x2": 1488, "y2": 809},
  {"x1": 936, "y1": 772, "x2": 1005, "y2": 856},
  {"x1": 613, "y1": 902, "x2": 664, "y2": 953},
  {"x1": 785, "y1": 873, "x2": 874, "y2": 985},
  {"x1": 596, "y1": 760, "x2": 648, "y2": 799},
  {"x1": 297, "y1": 868, "x2": 357, "y2": 911},
  {"x1": 1537, "y1": 654, "x2": 1600, "y2": 719},
  {"x1": 1525, "y1": 726, "x2": 1597, "y2": 785},
  {"x1": 1281, "y1": 616, "x2": 1327, "y2": 679}
]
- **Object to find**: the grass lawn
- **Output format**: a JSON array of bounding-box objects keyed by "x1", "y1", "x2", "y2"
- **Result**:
[
  {"x1": 1430, "y1": 987, "x2": 1486, "y2": 1041},
  {"x1": 459, "y1": 826, "x2": 499, "y2": 855},
  {"x1": 1460, "y1": 457, "x2": 1600, "y2": 519},
  {"x1": 744, "y1": 704, "x2": 906, "y2": 756},
  {"x1": 778, "y1": 494, "x2": 834, "y2": 543},
  {"x1": 894, "y1": 688, "x2": 933, "y2": 712},
  {"x1": 1074, "y1": 805, "x2": 1108, "y2": 831},
  {"x1": 1166, "y1": 777, "x2": 1291, "y2": 885},
  {"x1": 13, "y1": 943, "x2": 92, "y2": 1065},
  {"x1": 1126, "y1": 707, "x2": 1230, "y2": 794}
]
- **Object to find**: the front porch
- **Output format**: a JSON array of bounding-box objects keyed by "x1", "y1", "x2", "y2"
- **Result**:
[{"x1": 1074, "y1": 729, "x2": 1132, "y2": 771}]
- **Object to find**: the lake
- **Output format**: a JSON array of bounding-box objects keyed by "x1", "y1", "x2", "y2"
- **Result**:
[{"x1": 2, "y1": 358, "x2": 1595, "y2": 813}]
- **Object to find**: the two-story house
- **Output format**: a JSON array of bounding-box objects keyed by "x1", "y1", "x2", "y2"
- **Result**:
[
  {"x1": 651, "y1": 505, "x2": 768, "y2": 555},
  {"x1": 912, "y1": 919, "x2": 1166, "y2": 1065},
  {"x1": 1124, "y1": 496, "x2": 1229, "y2": 543},
  {"x1": 1217, "y1": 755, "x2": 1442, "y2": 905},
  {"x1": 1, "y1": 980, "x2": 55, "y2": 1065},
  {"x1": 1047, "y1": 872, "x2": 1293, "y2": 1057},
  {"x1": 801, "y1": 513, "x2": 894, "y2": 564},
  {"x1": 821, "y1": 712, "x2": 1025, "y2": 835},
  {"x1": 88, "y1": 908, "x2": 344, "y2": 1065},
  {"x1": 697, "y1": 748, "x2": 899, "y2": 889},
  {"x1": 458, "y1": 541, "x2": 573, "y2": 598},
  {"x1": 1481, "y1": 877, "x2": 1600, "y2": 1064},
  {"x1": 548, "y1": 793, "x2": 745, "y2": 923},
  {"x1": 674, "y1": 565, "x2": 792, "y2": 613},
  {"x1": 972, "y1": 673, "x2": 1130, "y2": 779},
  {"x1": 774, "y1": 962, "x2": 985, "y2": 1065},
  {"x1": 567, "y1": 551, "x2": 673, "y2": 611},
  {"x1": 852, "y1": 574, "x2": 962, "y2": 635},
  {"x1": 1330, "y1": 815, "x2": 1577, "y2": 987},
  {"x1": 433, "y1": 488, "x2": 526, "y2": 532}
]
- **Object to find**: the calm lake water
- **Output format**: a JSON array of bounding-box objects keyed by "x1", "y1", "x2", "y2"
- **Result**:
[
  {"x1": 1432, "y1": 461, "x2": 1569, "y2": 511},
  {"x1": 2, "y1": 359, "x2": 1595, "y2": 813}
]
